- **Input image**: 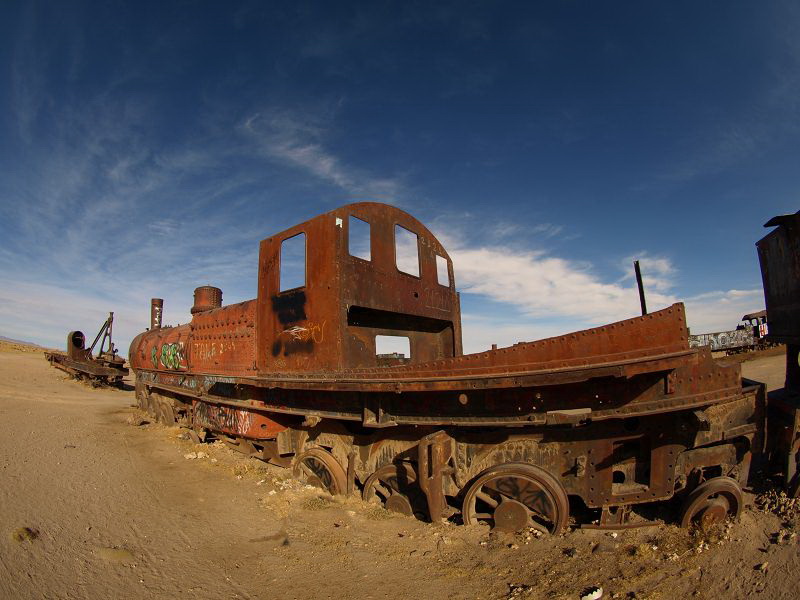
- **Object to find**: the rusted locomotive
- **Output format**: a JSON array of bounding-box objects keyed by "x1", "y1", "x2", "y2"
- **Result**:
[
  {"x1": 688, "y1": 310, "x2": 771, "y2": 354},
  {"x1": 130, "y1": 202, "x2": 778, "y2": 533},
  {"x1": 45, "y1": 312, "x2": 128, "y2": 386}
]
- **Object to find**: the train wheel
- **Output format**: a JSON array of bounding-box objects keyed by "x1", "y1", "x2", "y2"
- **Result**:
[
  {"x1": 142, "y1": 391, "x2": 156, "y2": 418},
  {"x1": 362, "y1": 463, "x2": 428, "y2": 520},
  {"x1": 134, "y1": 382, "x2": 147, "y2": 410},
  {"x1": 147, "y1": 396, "x2": 158, "y2": 420},
  {"x1": 462, "y1": 463, "x2": 569, "y2": 534},
  {"x1": 160, "y1": 402, "x2": 176, "y2": 425},
  {"x1": 680, "y1": 476, "x2": 743, "y2": 529},
  {"x1": 292, "y1": 448, "x2": 347, "y2": 496},
  {"x1": 151, "y1": 397, "x2": 175, "y2": 425}
]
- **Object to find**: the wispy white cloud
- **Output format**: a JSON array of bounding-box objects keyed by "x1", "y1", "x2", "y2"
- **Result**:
[
  {"x1": 240, "y1": 108, "x2": 404, "y2": 200},
  {"x1": 659, "y1": 120, "x2": 773, "y2": 184},
  {"x1": 480, "y1": 220, "x2": 564, "y2": 241},
  {"x1": 618, "y1": 252, "x2": 676, "y2": 293},
  {"x1": 0, "y1": 99, "x2": 271, "y2": 356},
  {"x1": 458, "y1": 285, "x2": 764, "y2": 354},
  {"x1": 435, "y1": 224, "x2": 763, "y2": 352},
  {"x1": 460, "y1": 312, "x2": 577, "y2": 355},
  {"x1": 147, "y1": 219, "x2": 179, "y2": 237},
  {"x1": 0, "y1": 279, "x2": 146, "y2": 352},
  {"x1": 530, "y1": 222, "x2": 564, "y2": 238},
  {"x1": 684, "y1": 288, "x2": 765, "y2": 334},
  {"x1": 451, "y1": 243, "x2": 675, "y2": 323},
  {"x1": 657, "y1": 5, "x2": 800, "y2": 184}
]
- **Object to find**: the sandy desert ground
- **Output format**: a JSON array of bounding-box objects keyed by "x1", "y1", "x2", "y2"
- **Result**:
[{"x1": 2, "y1": 341, "x2": 799, "y2": 600}]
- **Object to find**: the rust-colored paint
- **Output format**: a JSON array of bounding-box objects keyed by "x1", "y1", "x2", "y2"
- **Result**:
[
  {"x1": 758, "y1": 212, "x2": 800, "y2": 496},
  {"x1": 193, "y1": 400, "x2": 288, "y2": 439}
]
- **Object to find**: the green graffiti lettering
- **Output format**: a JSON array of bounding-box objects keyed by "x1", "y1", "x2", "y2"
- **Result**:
[{"x1": 156, "y1": 342, "x2": 185, "y2": 370}]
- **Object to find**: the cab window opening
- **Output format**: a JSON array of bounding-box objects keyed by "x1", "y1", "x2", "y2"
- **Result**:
[
  {"x1": 436, "y1": 254, "x2": 450, "y2": 287},
  {"x1": 279, "y1": 232, "x2": 306, "y2": 292},
  {"x1": 349, "y1": 216, "x2": 371, "y2": 261},
  {"x1": 375, "y1": 335, "x2": 411, "y2": 359},
  {"x1": 395, "y1": 225, "x2": 419, "y2": 277}
]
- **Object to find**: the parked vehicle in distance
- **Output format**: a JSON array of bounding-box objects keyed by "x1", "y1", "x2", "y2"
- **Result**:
[
  {"x1": 44, "y1": 312, "x2": 128, "y2": 387},
  {"x1": 688, "y1": 310, "x2": 772, "y2": 354}
]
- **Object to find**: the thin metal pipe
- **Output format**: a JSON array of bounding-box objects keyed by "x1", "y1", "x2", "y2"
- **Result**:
[{"x1": 634, "y1": 260, "x2": 647, "y2": 315}]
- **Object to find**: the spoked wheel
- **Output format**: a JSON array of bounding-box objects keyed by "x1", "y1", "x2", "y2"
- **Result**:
[
  {"x1": 160, "y1": 402, "x2": 176, "y2": 425},
  {"x1": 292, "y1": 448, "x2": 347, "y2": 496},
  {"x1": 680, "y1": 476, "x2": 743, "y2": 529},
  {"x1": 462, "y1": 463, "x2": 569, "y2": 534},
  {"x1": 142, "y1": 391, "x2": 156, "y2": 418},
  {"x1": 152, "y1": 397, "x2": 175, "y2": 425},
  {"x1": 362, "y1": 463, "x2": 428, "y2": 520},
  {"x1": 148, "y1": 396, "x2": 159, "y2": 421},
  {"x1": 135, "y1": 383, "x2": 149, "y2": 411}
]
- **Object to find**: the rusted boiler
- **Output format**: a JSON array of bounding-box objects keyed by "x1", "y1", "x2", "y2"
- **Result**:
[{"x1": 130, "y1": 202, "x2": 767, "y2": 532}]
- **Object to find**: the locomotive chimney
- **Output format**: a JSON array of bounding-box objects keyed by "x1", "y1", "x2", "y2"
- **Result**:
[
  {"x1": 67, "y1": 331, "x2": 86, "y2": 360},
  {"x1": 191, "y1": 286, "x2": 223, "y2": 315},
  {"x1": 150, "y1": 298, "x2": 163, "y2": 330}
]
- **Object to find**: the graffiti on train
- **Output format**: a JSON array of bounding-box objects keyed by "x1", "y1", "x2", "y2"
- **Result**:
[
  {"x1": 151, "y1": 342, "x2": 187, "y2": 370},
  {"x1": 688, "y1": 329, "x2": 754, "y2": 352},
  {"x1": 194, "y1": 402, "x2": 254, "y2": 436}
]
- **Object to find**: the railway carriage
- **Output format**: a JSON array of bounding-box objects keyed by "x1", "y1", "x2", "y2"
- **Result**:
[{"x1": 688, "y1": 310, "x2": 771, "y2": 354}]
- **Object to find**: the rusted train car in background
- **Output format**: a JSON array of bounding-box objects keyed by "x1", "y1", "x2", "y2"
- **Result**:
[
  {"x1": 45, "y1": 312, "x2": 128, "y2": 386},
  {"x1": 688, "y1": 310, "x2": 771, "y2": 354},
  {"x1": 130, "y1": 203, "x2": 776, "y2": 532}
]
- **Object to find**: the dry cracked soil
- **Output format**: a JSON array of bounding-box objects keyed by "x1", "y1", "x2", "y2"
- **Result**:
[{"x1": 1, "y1": 340, "x2": 799, "y2": 600}]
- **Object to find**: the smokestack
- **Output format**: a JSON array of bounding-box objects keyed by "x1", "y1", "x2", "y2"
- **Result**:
[
  {"x1": 150, "y1": 298, "x2": 163, "y2": 330},
  {"x1": 634, "y1": 260, "x2": 648, "y2": 316},
  {"x1": 191, "y1": 286, "x2": 223, "y2": 315},
  {"x1": 67, "y1": 331, "x2": 86, "y2": 360}
]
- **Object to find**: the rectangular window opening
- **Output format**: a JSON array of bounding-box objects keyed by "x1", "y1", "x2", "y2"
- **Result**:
[
  {"x1": 375, "y1": 335, "x2": 411, "y2": 359},
  {"x1": 279, "y1": 232, "x2": 306, "y2": 292},
  {"x1": 395, "y1": 225, "x2": 419, "y2": 277},
  {"x1": 436, "y1": 254, "x2": 450, "y2": 287},
  {"x1": 349, "y1": 216, "x2": 371, "y2": 261}
]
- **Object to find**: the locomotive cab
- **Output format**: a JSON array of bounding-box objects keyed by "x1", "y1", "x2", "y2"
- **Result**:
[
  {"x1": 255, "y1": 202, "x2": 463, "y2": 373},
  {"x1": 742, "y1": 310, "x2": 769, "y2": 340}
]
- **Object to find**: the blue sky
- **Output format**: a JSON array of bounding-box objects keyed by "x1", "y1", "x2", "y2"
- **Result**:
[{"x1": 1, "y1": 1, "x2": 797, "y2": 356}]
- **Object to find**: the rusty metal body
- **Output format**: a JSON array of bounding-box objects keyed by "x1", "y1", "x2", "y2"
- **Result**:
[
  {"x1": 757, "y1": 212, "x2": 800, "y2": 495},
  {"x1": 46, "y1": 312, "x2": 128, "y2": 386},
  {"x1": 129, "y1": 202, "x2": 769, "y2": 530}
]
